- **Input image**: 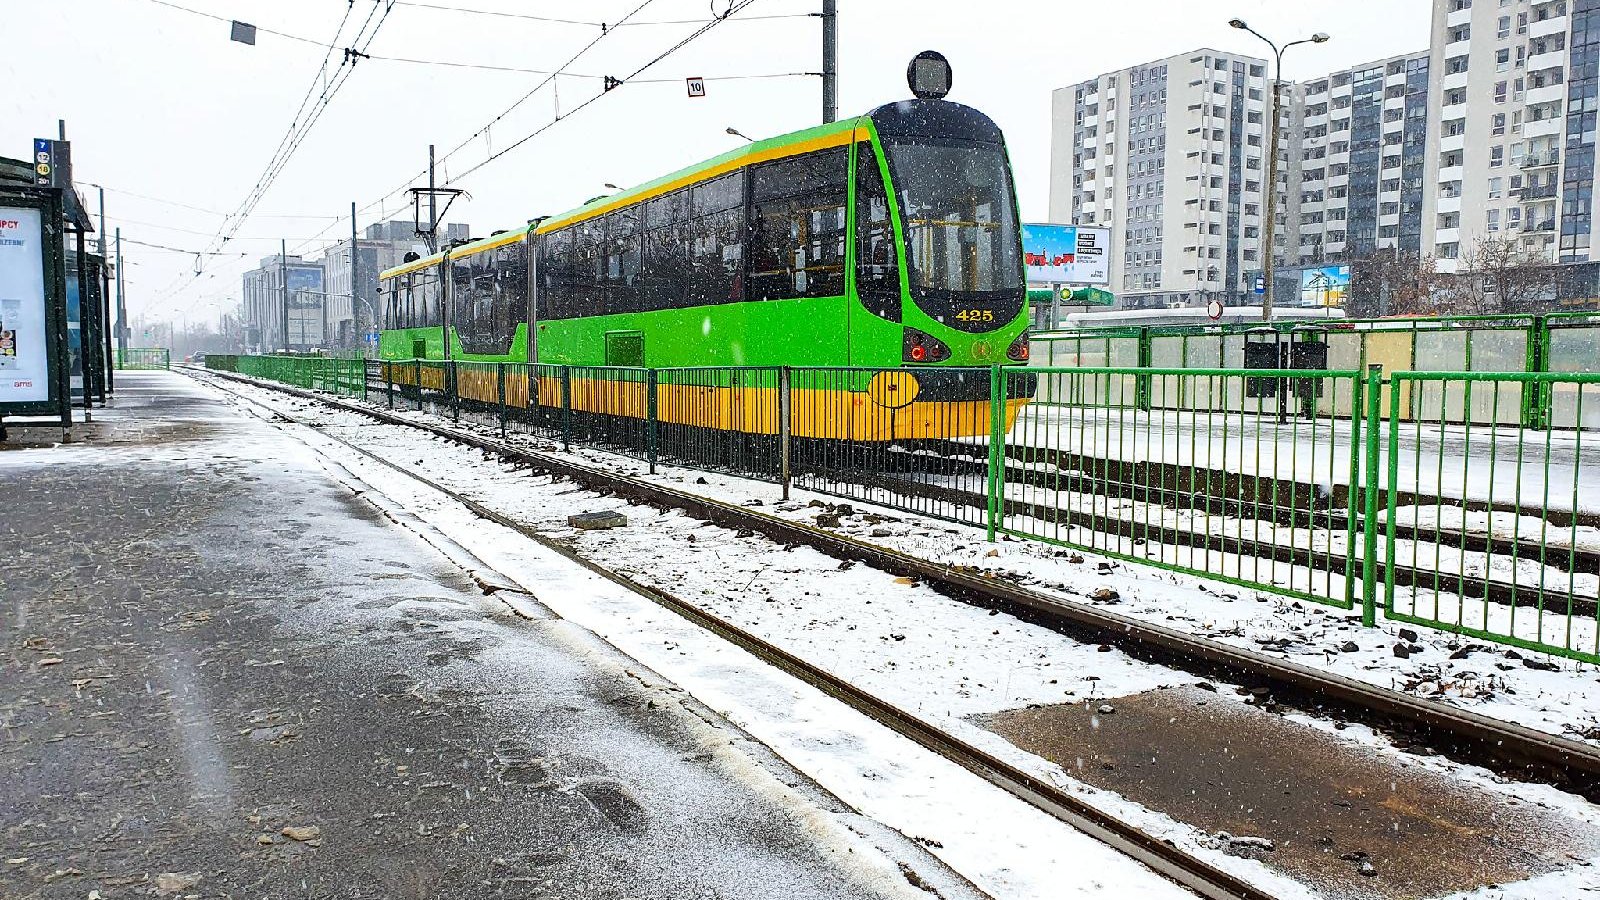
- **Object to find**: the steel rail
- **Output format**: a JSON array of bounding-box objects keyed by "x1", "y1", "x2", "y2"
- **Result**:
[{"x1": 198, "y1": 367, "x2": 1600, "y2": 801}]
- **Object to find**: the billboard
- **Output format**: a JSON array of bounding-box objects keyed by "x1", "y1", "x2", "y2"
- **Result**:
[
  {"x1": 1299, "y1": 265, "x2": 1350, "y2": 307},
  {"x1": 1022, "y1": 223, "x2": 1110, "y2": 285},
  {"x1": 0, "y1": 207, "x2": 49, "y2": 404}
]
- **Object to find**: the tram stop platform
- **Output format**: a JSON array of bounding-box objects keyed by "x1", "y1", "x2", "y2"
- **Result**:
[{"x1": 0, "y1": 371, "x2": 928, "y2": 900}]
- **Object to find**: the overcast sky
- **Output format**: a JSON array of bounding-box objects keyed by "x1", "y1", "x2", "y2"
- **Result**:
[{"x1": 5, "y1": 0, "x2": 1431, "y2": 328}]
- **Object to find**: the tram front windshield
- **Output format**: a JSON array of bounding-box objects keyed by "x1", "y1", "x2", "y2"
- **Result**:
[{"x1": 885, "y1": 138, "x2": 1023, "y2": 332}]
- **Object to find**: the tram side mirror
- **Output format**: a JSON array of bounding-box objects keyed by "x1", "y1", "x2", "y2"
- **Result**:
[{"x1": 908, "y1": 51, "x2": 952, "y2": 100}]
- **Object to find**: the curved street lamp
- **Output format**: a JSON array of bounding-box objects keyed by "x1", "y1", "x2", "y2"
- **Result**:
[
  {"x1": 1230, "y1": 19, "x2": 1330, "y2": 321},
  {"x1": 725, "y1": 126, "x2": 756, "y2": 144}
]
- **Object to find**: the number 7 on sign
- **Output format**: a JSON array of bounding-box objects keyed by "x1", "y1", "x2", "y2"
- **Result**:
[{"x1": 686, "y1": 76, "x2": 707, "y2": 98}]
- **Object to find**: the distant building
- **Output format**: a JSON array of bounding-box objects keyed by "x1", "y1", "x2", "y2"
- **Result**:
[
  {"x1": 315, "y1": 220, "x2": 469, "y2": 347},
  {"x1": 241, "y1": 254, "x2": 323, "y2": 352}
]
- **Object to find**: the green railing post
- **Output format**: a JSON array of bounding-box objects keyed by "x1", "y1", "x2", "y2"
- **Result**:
[
  {"x1": 561, "y1": 365, "x2": 573, "y2": 451},
  {"x1": 779, "y1": 365, "x2": 791, "y2": 501},
  {"x1": 497, "y1": 362, "x2": 508, "y2": 438},
  {"x1": 1136, "y1": 326, "x2": 1152, "y2": 412},
  {"x1": 1343, "y1": 371, "x2": 1365, "y2": 611},
  {"x1": 646, "y1": 368, "x2": 659, "y2": 474},
  {"x1": 1360, "y1": 364, "x2": 1383, "y2": 628},
  {"x1": 986, "y1": 364, "x2": 1005, "y2": 542}
]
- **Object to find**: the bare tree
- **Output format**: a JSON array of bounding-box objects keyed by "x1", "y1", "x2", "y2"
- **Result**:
[
  {"x1": 1438, "y1": 237, "x2": 1558, "y2": 315},
  {"x1": 1350, "y1": 249, "x2": 1441, "y2": 317}
]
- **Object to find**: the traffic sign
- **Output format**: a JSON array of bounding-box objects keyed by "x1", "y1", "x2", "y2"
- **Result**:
[
  {"x1": 1207, "y1": 300, "x2": 1225, "y2": 320},
  {"x1": 686, "y1": 76, "x2": 707, "y2": 98},
  {"x1": 1253, "y1": 276, "x2": 1265, "y2": 295}
]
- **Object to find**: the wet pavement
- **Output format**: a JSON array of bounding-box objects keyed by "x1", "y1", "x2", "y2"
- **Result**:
[
  {"x1": 980, "y1": 685, "x2": 1600, "y2": 900},
  {"x1": 0, "y1": 372, "x2": 919, "y2": 900}
]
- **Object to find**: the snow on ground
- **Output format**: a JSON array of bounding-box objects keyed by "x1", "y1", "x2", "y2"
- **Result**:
[
  {"x1": 191, "y1": 369, "x2": 1600, "y2": 899},
  {"x1": 189, "y1": 374, "x2": 1204, "y2": 899}
]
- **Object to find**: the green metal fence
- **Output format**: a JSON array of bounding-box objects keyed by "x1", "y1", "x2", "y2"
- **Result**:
[
  {"x1": 115, "y1": 348, "x2": 170, "y2": 370},
  {"x1": 215, "y1": 354, "x2": 1600, "y2": 660},
  {"x1": 996, "y1": 366, "x2": 1367, "y2": 609},
  {"x1": 1381, "y1": 371, "x2": 1600, "y2": 663},
  {"x1": 230, "y1": 356, "x2": 366, "y2": 398}
]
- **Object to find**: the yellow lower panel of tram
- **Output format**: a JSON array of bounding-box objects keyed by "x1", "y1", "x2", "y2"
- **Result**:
[{"x1": 381, "y1": 363, "x2": 1027, "y2": 440}]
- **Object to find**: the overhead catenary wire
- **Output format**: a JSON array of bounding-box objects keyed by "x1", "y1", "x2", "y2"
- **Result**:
[
  {"x1": 391, "y1": 0, "x2": 808, "y2": 29},
  {"x1": 449, "y1": 0, "x2": 765, "y2": 183},
  {"x1": 153, "y1": 2, "x2": 395, "y2": 313},
  {"x1": 151, "y1": 0, "x2": 776, "y2": 318},
  {"x1": 276, "y1": 0, "x2": 664, "y2": 260}
]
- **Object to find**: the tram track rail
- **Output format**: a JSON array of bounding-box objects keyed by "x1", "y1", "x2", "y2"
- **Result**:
[{"x1": 198, "y1": 368, "x2": 1600, "y2": 805}]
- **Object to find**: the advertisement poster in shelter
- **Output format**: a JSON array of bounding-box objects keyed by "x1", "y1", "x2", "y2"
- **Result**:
[{"x1": 0, "y1": 206, "x2": 49, "y2": 404}]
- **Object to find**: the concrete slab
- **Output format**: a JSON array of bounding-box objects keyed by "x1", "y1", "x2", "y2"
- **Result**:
[
  {"x1": 0, "y1": 372, "x2": 917, "y2": 900},
  {"x1": 979, "y1": 685, "x2": 1600, "y2": 900}
]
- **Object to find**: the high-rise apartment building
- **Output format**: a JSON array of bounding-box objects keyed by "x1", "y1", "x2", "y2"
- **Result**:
[
  {"x1": 1423, "y1": 0, "x2": 1587, "y2": 271},
  {"x1": 1293, "y1": 52, "x2": 1433, "y2": 268},
  {"x1": 1049, "y1": 50, "x2": 1277, "y2": 309}
]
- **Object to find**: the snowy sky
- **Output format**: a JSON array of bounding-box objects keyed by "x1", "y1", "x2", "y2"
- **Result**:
[{"x1": 4, "y1": 0, "x2": 1429, "y2": 327}]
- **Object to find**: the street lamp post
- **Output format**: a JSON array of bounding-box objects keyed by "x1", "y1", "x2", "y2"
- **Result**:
[{"x1": 1229, "y1": 19, "x2": 1329, "y2": 322}]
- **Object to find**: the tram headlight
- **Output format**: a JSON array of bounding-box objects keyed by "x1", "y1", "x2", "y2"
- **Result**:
[
  {"x1": 903, "y1": 328, "x2": 951, "y2": 363},
  {"x1": 1006, "y1": 331, "x2": 1031, "y2": 362}
]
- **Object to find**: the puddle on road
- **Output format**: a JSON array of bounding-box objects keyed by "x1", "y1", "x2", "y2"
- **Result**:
[{"x1": 977, "y1": 685, "x2": 1598, "y2": 900}]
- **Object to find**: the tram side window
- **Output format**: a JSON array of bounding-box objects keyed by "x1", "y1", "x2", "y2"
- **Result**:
[
  {"x1": 749, "y1": 148, "x2": 847, "y2": 301},
  {"x1": 572, "y1": 219, "x2": 606, "y2": 316},
  {"x1": 496, "y1": 241, "x2": 527, "y2": 343},
  {"x1": 412, "y1": 269, "x2": 441, "y2": 328},
  {"x1": 538, "y1": 230, "x2": 575, "y2": 320},
  {"x1": 604, "y1": 207, "x2": 642, "y2": 316},
  {"x1": 855, "y1": 142, "x2": 901, "y2": 321},
  {"x1": 642, "y1": 190, "x2": 690, "y2": 312},
  {"x1": 450, "y1": 256, "x2": 473, "y2": 339},
  {"x1": 687, "y1": 171, "x2": 746, "y2": 307}
]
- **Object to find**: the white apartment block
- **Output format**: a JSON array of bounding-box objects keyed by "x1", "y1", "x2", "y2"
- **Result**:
[
  {"x1": 1049, "y1": 50, "x2": 1277, "y2": 308},
  {"x1": 1424, "y1": 0, "x2": 1589, "y2": 271}
]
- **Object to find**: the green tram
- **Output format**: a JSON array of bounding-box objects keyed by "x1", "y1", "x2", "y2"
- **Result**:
[{"x1": 378, "y1": 82, "x2": 1032, "y2": 440}]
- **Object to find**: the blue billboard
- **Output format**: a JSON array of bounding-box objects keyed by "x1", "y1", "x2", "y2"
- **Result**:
[{"x1": 1022, "y1": 223, "x2": 1111, "y2": 285}]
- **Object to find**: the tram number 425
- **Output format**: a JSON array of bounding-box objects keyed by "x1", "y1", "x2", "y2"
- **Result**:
[{"x1": 953, "y1": 309, "x2": 994, "y2": 323}]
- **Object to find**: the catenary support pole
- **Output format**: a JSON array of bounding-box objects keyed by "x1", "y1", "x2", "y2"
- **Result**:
[
  {"x1": 351, "y1": 201, "x2": 360, "y2": 352},
  {"x1": 821, "y1": 0, "x2": 838, "y2": 124},
  {"x1": 280, "y1": 239, "x2": 290, "y2": 353},
  {"x1": 114, "y1": 227, "x2": 126, "y2": 356}
]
